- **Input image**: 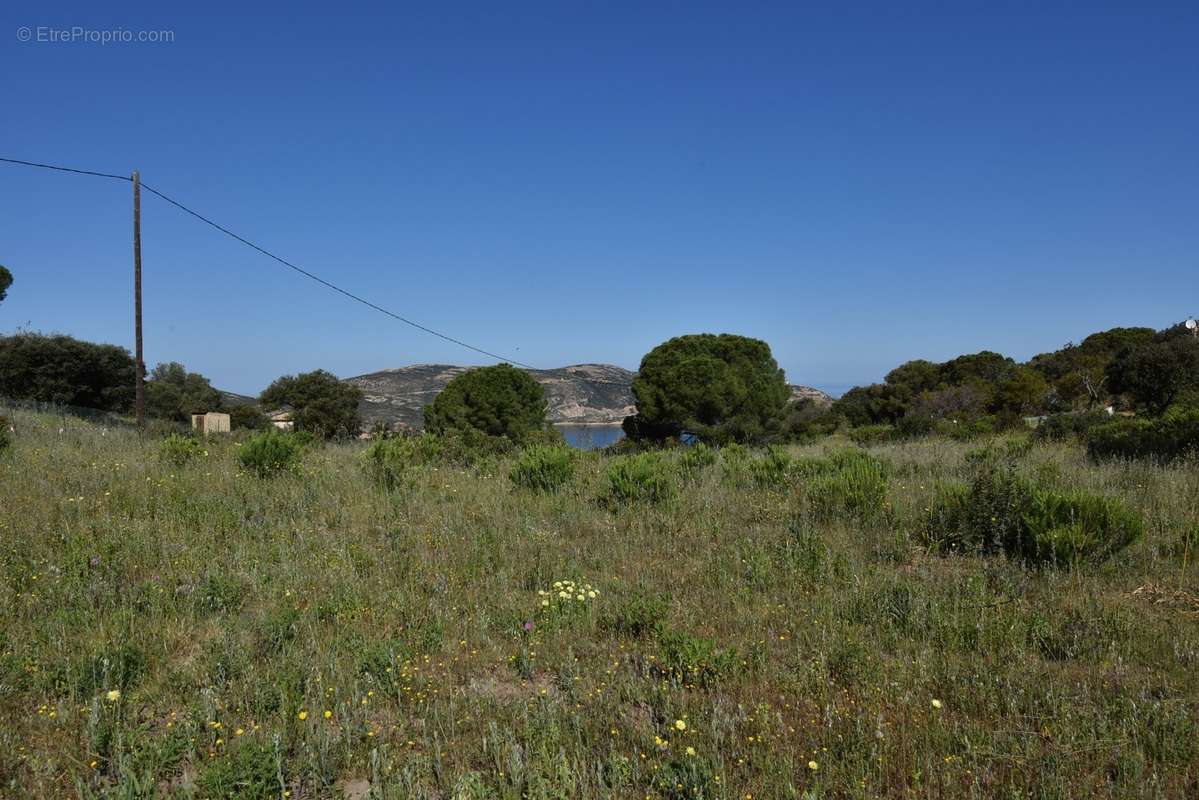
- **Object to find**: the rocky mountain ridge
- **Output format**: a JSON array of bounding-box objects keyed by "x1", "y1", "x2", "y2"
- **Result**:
[{"x1": 346, "y1": 363, "x2": 833, "y2": 430}]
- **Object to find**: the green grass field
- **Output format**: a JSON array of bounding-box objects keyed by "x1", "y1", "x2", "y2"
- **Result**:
[{"x1": 2, "y1": 409, "x2": 1198, "y2": 798}]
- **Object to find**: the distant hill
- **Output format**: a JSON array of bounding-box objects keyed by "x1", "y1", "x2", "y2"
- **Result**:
[
  {"x1": 346, "y1": 363, "x2": 637, "y2": 429},
  {"x1": 344, "y1": 363, "x2": 833, "y2": 430}
]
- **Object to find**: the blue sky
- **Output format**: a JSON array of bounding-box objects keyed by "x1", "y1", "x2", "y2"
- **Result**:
[{"x1": 1, "y1": 2, "x2": 1196, "y2": 396}]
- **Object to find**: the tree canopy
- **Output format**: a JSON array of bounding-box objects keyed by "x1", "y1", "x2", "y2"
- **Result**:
[
  {"x1": 0, "y1": 332, "x2": 134, "y2": 411},
  {"x1": 423, "y1": 363, "x2": 548, "y2": 444},
  {"x1": 1106, "y1": 329, "x2": 1199, "y2": 414},
  {"x1": 622, "y1": 333, "x2": 790, "y2": 444},
  {"x1": 259, "y1": 369, "x2": 362, "y2": 438},
  {"x1": 145, "y1": 362, "x2": 222, "y2": 422},
  {"x1": 0, "y1": 265, "x2": 12, "y2": 305}
]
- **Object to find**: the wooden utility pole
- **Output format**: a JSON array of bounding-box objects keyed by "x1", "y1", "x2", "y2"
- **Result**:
[{"x1": 133, "y1": 170, "x2": 145, "y2": 430}]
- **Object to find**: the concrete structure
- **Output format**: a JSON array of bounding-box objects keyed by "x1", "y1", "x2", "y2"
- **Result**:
[
  {"x1": 191, "y1": 411, "x2": 231, "y2": 434},
  {"x1": 267, "y1": 409, "x2": 295, "y2": 431}
]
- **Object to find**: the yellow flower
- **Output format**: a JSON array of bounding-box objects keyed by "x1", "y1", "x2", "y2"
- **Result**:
[
  {"x1": 235, "y1": 728, "x2": 245, "y2": 736},
  {"x1": 297, "y1": 710, "x2": 308, "y2": 720},
  {"x1": 931, "y1": 699, "x2": 943, "y2": 710},
  {"x1": 686, "y1": 746, "x2": 696, "y2": 757},
  {"x1": 558, "y1": 591, "x2": 568, "y2": 599},
  {"x1": 105, "y1": 689, "x2": 121, "y2": 702},
  {"x1": 808, "y1": 760, "x2": 819, "y2": 771},
  {"x1": 324, "y1": 710, "x2": 333, "y2": 719},
  {"x1": 674, "y1": 719, "x2": 686, "y2": 731}
]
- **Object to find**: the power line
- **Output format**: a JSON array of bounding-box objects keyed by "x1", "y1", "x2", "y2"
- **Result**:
[
  {"x1": 1, "y1": 155, "x2": 536, "y2": 369},
  {"x1": 0, "y1": 156, "x2": 131, "y2": 182}
]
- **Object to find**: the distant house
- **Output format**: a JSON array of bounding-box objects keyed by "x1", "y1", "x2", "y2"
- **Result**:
[
  {"x1": 191, "y1": 411, "x2": 231, "y2": 434},
  {"x1": 266, "y1": 408, "x2": 295, "y2": 431}
]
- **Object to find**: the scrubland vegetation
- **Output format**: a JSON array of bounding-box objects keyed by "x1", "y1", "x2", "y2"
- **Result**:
[{"x1": 2, "y1": 409, "x2": 1198, "y2": 798}]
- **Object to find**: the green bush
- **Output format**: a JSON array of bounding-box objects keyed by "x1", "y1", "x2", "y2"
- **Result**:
[
  {"x1": 237, "y1": 430, "x2": 303, "y2": 477},
  {"x1": 1033, "y1": 411, "x2": 1110, "y2": 442},
  {"x1": 800, "y1": 449, "x2": 890, "y2": 519},
  {"x1": 677, "y1": 442, "x2": 717, "y2": 478},
  {"x1": 749, "y1": 445, "x2": 792, "y2": 488},
  {"x1": 159, "y1": 433, "x2": 204, "y2": 466},
  {"x1": 509, "y1": 445, "x2": 575, "y2": 492},
  {"x1": 847, "y1": 424, "x2": 895, "y2": 446},
  {"x1": 1087, "y1": 406, "x2": 1199, "y2": 462},
  {"x1": 655, "y1": 627, "x2": 735, "y2": 685},
  {"x1": 365, "y1": 434, "x2": 441, "y2": 489},
  {"x1": 606, "y1": 452, "x2": 676, "y2": 504},
  {"x1": 923, "y1": 460, "x2": 1142, "y2": 566}
]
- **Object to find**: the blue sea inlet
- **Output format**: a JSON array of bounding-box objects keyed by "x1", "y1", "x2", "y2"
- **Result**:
[{"x1": 557, "y1": 424, "x2": 624, "y2": 450}]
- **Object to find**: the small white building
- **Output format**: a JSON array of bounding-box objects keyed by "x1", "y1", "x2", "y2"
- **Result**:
[
  {"x1": 191, "y1": 411, "x2": 231, "y2": 434},
  {"x1": 267, "y1": 408, "x2": 295, "y2": 431}
]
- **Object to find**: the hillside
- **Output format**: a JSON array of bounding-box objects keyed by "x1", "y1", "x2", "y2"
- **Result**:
[
  {"x1": 347, "y1": 363, "x2": 636, "y2": 429},
  {"x1": 346, "y1": 363, "x2": 834, "y2": 430}
]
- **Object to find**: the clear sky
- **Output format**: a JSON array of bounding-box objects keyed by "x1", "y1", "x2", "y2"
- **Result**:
[{"x1": 2, "y1": 2, "x2": 1196, "y2": 396}]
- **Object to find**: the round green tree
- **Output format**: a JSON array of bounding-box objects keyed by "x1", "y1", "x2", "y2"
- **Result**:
[
  {"x1": 423, "y1": 363, "x2": 547, "y2": 445},
  {"x1": 623, "y1": 333, "x2": 790, "y2": 444},
  {"x1": 259, "y1": 369, "x2": 363, "y2": 438}
]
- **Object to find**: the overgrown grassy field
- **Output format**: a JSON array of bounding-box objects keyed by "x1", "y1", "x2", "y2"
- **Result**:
[{"x1": 2, "y1": 410, "x2": 1198, "y2": 798}]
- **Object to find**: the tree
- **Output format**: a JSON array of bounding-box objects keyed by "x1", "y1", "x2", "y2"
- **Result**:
[
  {"x1": 0, "y1": 265, "x2": 12, "y2": 305},
  {"x1": 1029, "y1": 327, "x2": 1155, "y2": 409},
  {"x1": 622, "y1": 334, "x2": 790, "y2": 444},
  {"x1": 1107, "y1": 331, "x2": 1199, "y2": 414},
  {"x1": 145, "y1": 362, "x2": 222, "y2": 422},
  {"x1": 991, "y1": 366, "x2": 1049, "y2": 417},
  {"x1": 424, "y1": 363, "x2": 547, "y2": 444},
  {"x1": 260, "y1": 369, "x2": 362, "y2": 438},
  {"x1": 832, "y1": 383, "x2": 908, "y2": 426},
  {"x1": 228, "y1": 404, "x2": 269, "y2": 430},
  {"x1": 0, "y1": 332, "x2": 134, "y2": 411}
]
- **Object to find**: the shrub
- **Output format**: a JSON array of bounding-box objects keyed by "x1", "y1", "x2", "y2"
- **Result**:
[
  {"x1": 1087, "y1": 406, "x2": 1199, "y2": 462},
  {"x1": 749, "y1": 445, "x2": 792, "y2": 488},
  {"x1": 1033, "y1": 411, "x2": 1110, "y2": 442},
  {"x1": 509, "y1": 445, "x2": 575, "y2": 492},
  {"x1": 655, "y1": 627, "x2": 735, "y2": 685},
  {"x1": 237, "y1": 430, "x2": 303, "y2": 477},
  {"x1": 365, "y1": 434, "x2": 441, "y2": 489},
  {"x1": 800, "y1": 449, "x2": 890, "y2": 519},
  {"x1": 848, "y1": 424, "x2": 895, "y2": 446},
  {"x1": 159, "y1": 433, "x2": 204, "y2": 466},
  {"x1": 606, "y1": 452, "x2": 675, "y2": 504},
  {"x1": 677, "y1": 441, "x2": 717, "y2": 478},
  {"x1": 923, "y1": 460, "x2": 1142, "y2": 566}
]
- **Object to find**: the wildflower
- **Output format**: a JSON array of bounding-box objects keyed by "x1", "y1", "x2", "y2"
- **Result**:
[
  {"x1": 674, "y1": 719, "x2": 686, "y2": 731},
  {"x1": 105, "y1": 689, "x2": 121, "y2": 702},
  {"x1": 324, "y1": 710, "x2": 332, "y2": 719},
  {"x1": 686, "y1": 746, "x2": 696, "y2": 757},
  {"x1": 235, "y1": 728, "x2": 244, "y2": 736},
  {"x1": 931, "y1": 699, "x2": 943, "y2": 710},
  {"x1": 808, "y1": 760, "x2": 819, "y2": 771},
  {"x1": 297, "y1": 710, "x2": 308, "y2": 720},
  {"x1": 523, "y1": 620, "x2": 535, "y2": 632},
  {"x1": 559, "y1": 591, "x2": 568, "y2": 599}
]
